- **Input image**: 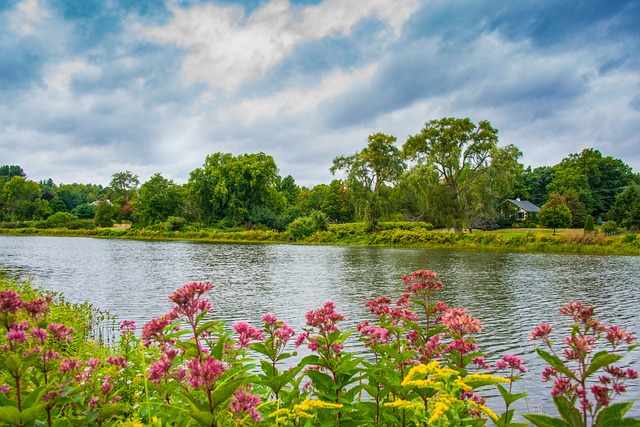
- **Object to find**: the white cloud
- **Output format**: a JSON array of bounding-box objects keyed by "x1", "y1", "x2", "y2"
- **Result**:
[
  {"x1": 142, "y1": 0, "x2": 419, "y2": 92},
  {"x1": 8, "y1": 0, "x2": 48, "y2": 35},
  {"x1": 223, "y1": 63, "x2": 378, "y2": 121}
]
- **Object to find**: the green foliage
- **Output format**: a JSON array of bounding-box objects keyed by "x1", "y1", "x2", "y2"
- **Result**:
[
  {"x1": 44, "y1": 211, "x2": 77, "y2": 228},
  {"x1": 538, "y1": 193, "x2": 572, "y2": 234},
  {"x1": 403, "y1": 117, "x2": 521, "y2": 232},
  {"x1": 188, "y1": 152, "x2": 282, "y2": 227},
  {"x1": 73, "y1": 203, "x2": 95, "y2": 219},
  {"x1": 331, "y1": 133, "x2": 405, "y2": 229},
  {"x1": 94, "y1": 200, "x2": 116, "y2": 228},
  {"x1": 609, "y1": 183, "x2": 640, "y2": 230},
  {"x1": 603, "y1": 220, "x2": 618, "y2": 234},
  {"x1": 164, "y1": 216, "x2": 187, "y2": 231},
  {"x1": 137, "y1": 174, "x2": 184, "y2": 226},
  {"x1": 584, "y1": 215, "x2": 595, "y2": 232}
]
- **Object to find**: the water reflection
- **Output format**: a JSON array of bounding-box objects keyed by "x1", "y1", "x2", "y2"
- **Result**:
[{"x1": 0, "y1": 235, "x2": 638, "y2": 418}]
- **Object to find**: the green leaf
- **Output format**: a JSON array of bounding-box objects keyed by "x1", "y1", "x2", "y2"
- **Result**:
[
  {"x1": 496, "y1": 383, "x2": 528, "y2": 406},
  {"x1": 209, "y1": 377, "x2": 245, "y2": 410},
  {"x1": 0, "y1": 405, "x2": 23, "y2": 425},
  {"x1": 306, "y1": 370, "x2": 336, "y2": 395},
  {"x1": 584, "y1": 352, "x2": 623, "y2": 378},
  {"x1": 189, "y1": 410, "x2": 216, "y2": 427},
  {"x1": 553, "y1": 396, "x2": 583, "y2": 427},
  {"x1": 21, "y1": 385, "x2": 47, "y2": 409},
  {"x1": 522, "y1": 413, "x2": 570, "y2": 427},
  {"x1": 596, "y1": 401, "x2": 635, "y2": 426},
  {"x1": 20, "y1": 403, "x2": 48, "y2": 425},
  {"x1": 612, "y1": 419, "x2": 640, "y2": 427},
  {"x1": 535, "y1": 348, "x2": 576, "y2": 380}
]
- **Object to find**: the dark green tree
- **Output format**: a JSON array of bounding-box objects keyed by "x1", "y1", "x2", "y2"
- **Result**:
[
  {"x1": 538, "y1": 193, "x2": 572, "y2": 234},
  {"x1": 403, "y1": 117, "x2": 521, "y2": 232},
  {"x1": 1, "y1": 176, "x2": 41, "y2": 221},
  {"x1": 188, "y1": 152, "x2": 282, "y2": 227},
  {"x1": 331, "y1": 133, "x2": 405, "y2": 229},
  {"x1": 562, "y1": 188, "x2": 587, "y2": 228},
  {"x1": 136, "y1": 173, "x2": 184, "y2": 226},
  {"x1": 609, "y1": 183, "x2": 640, "y2": 229},
  {"x1": 94, "y1": 200, "x2": 116, "y2": 227}
]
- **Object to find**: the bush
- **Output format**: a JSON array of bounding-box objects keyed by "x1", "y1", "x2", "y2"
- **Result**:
[
  {"x1": 310, "y1": 210, "x2": 329, "y2": 231},
  {"x1": 45, "y1": 211, "x2": 77, "y2": 228},
  {"x1": 286, "y1": 216, "x2": 316, "y2": 240},
  {"x1": 164, "y1": 216, "x2": 187, "y2": 232},
  {"x1": 584, "y1": 215, "x2": 594, "y2": 232},
  {"x1": 603, "y1": 220, "x2": 618, "y2": 234}
]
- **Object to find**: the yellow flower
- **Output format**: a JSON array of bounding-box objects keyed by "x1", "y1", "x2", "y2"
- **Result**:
[
  {"x1": 465, "y1": 373, "x2": 511, "y2": 384},
  {"x1": 468, "y1": 400, "x2": 499, "y2": 421},
  {"x1": 383, "y1": 399, "x2": 416, "y2": 410},
  {"x1": 428, "y1": 400, "x2": 450, "y2": 424},
  {"x1": 295, "y1": 398, "x2": 343, "y2": 411}
]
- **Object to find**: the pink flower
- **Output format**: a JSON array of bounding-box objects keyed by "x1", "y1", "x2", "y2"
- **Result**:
[
  {"x1": 233, "y1": 321, "x2": 264, "y2": 347},
  {"x1": 47, "y1": 324, "x2": 74, "y2": 342},
  {"x1": 262, "y1": 313, "x2": 278, "y2": 326},
  {"x1": 357, "y1": 321, "x2": 391, "y2": 347},
  {"x1": 141, "y1": 315, "x2": 172, "y2": 344},
  {"x1": 305, "y1": 301, "x2": 344, "y2": 333},
  {"x1": 7, "y1": 329, "x2": 27, "y2": 344},
  {"x1": 0, "y1": 290, "x2": 22, "y2": 314},
  {"x1": 30, "y1": 328, "x2": 49, "y2": 343},
  {"x1": 22, "y1": 298, "x2": 50, "y2": 318},
  {"x1": 0, "y1": 385, "x2": 9, "y2": 394},
  {"x1": 496, "y1": 354, "x2": 527, "y2": 373},
  {"x1": 107, "y1": 355, "x2": 128, "y2": 369},
  {"x1": 295, "y1": 331, "x2": 309, "y2": 348},
  {"x1": 551, "y1": 377, "x2": 573, "y2": 397},
  {"x1": 606, "y1": 325, "x2": 635, "y2": 348},
  {"x1": 530, "y1": 323, "x2": 553, "y2": 341},
  {"x1": 441, "y1": 307, "x2": 483, "y2": 336},
  {"x1": 119, "y1": 319, "x2": 136, "y2": 333},
  {"x1": 169, "y1": 281, "x2": 215, "y2": 318},
  {"x1": 59, "y1": 358, "x2": 81, "y2": 373},
  {"x1": 229, "y1": 388, "x2": 262, "y2": 422},
  {"x1": 186, "y1": 356, "x2": 227, "y2": 390},
  {"x1": 401, "y1": 270, "x2": 443, "y2": 295}
]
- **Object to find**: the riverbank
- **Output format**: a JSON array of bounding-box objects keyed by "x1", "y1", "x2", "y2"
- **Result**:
[{"x1": 1, "y1": 222, "x2": 638, "y2": 255}]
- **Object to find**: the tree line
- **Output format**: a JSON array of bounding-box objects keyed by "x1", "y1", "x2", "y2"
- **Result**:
[{"x1": 1, "y1": 118, "x2": 639, "y2": 233}]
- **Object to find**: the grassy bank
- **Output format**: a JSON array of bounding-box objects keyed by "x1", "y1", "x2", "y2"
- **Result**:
[{"x1": 0, "y1": 222, "x2": 638, "y2": 255}]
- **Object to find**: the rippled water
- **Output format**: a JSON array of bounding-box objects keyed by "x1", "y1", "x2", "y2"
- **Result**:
[{"x1": 1, "y1": 235, "x2": 639, "y2": 419}]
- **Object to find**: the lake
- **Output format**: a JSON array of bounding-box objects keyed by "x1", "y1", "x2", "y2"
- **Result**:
[{"x1": 1, "y1": 234, "x2": 639, "y2": 418}]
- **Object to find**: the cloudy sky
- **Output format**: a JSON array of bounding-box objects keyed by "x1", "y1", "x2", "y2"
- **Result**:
[{"x1": 1, "y1": 0, "x2": 639, "y2": 187}]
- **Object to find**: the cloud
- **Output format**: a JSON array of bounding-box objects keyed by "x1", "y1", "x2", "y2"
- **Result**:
[{"x1": 142, "y1": 0, "x2": 419, "y2": 92}]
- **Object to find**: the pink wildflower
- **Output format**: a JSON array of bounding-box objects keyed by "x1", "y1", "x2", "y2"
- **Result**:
[
  {"x1": 30, "y1": 328, "x2": 49, "y2": 343},
  {"x1": 262, "y1": 313, "x2": 278, "y2": 326},
  {"x1": 59, "y1": 358, "x2": 81, "y2": 373},
  {"x1": 119, "y1": 319, "x2": 136, "y2": 333},
  {"x1": 107, "y1": 355, "x2": 128, "y2": 369},
  {"x1": 401, "y1": 270, "x2": 443, "y2": 294},
  {"x1": 529, "y1": 323, "x2": 553, "y2": 341},
  {"x1": 47, "y1": 324, "x2": 74, "y2": 342},
  {"x1": 357, "y1": 321, "x2": 391, "y2": 347},
  {"x1": 496, "y1": 354, "x2": 527, "y2": 373},
  {"x1": 229, "y1": 388, "x2": 262, "y2": 422},
  {"x1": 606, "y1": 325, "x2": 635, "y2": 348},
  {"x1": 88, "y1": 397, "x2": 100, "y2": 409},
  {"x1": 0, "y1": 385, "x2": 9, "y2": 394},
  {"x1": 233, "y1": 321, "x2": 264, "y2": 347},
  {"x1": 7, "y1": 329, "x2": 27, "y2": 344},
  {"x1": 295, "y1": 331, "x2": 309, "y2": 348},
  {"x1": 169, "y1": 281, "x2": 214, "y2": 318},
  {"x1": 305, "y1": 301, "x2": 344, "y2": 333},
  {"x1": 441, "y1": 307, "x2": 483, "y2": 336},
  {"x1": 186, "y1": 356, "x2": 227, "y2": 390},
  {"x1": 0, "y1": 290, "x2": 22, "y2": 314},
  {"x1": 141, "y1": 315, "x2": 172, "y2": 344},
  {"x1": 551, "y1": 377, "x2": 573, "y2": 397},
  {"x1": 22, "y1": 298, "x2": 50, "y2": 318}
]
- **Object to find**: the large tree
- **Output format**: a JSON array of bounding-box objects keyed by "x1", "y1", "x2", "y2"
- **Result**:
[
  {"x1": 1, "y1": 176, "x2": 41, "y2": 221},
  {"x1": 136, "y1": 173, "x2": 184, "y2": 226},
  {"x1": 188, "y1": 152, "x2": 282, "y2": 227},
  {"x1": 609, "y1": 183, "x2": 640, "y2": 229},
  {"x1": 331, "y1": 133, "x2": 405, "y2": 229},
  {"x1": 403, "y1": 117, "x2": 521, "y2": 232}
]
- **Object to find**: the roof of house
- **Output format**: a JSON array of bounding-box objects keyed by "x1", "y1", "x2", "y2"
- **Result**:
[{"x1": 506, "y1": 199, "x2": 541, "y2": 212}]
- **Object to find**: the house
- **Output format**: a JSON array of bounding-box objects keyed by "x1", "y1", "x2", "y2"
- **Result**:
[{"x1": 501, "y1": 198, "x2": 541, "y2": 222}]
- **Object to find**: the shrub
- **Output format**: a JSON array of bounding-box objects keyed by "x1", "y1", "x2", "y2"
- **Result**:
[
  {"x1": 164, "y1": 216, "x2": 187, "y2": 232},
  {"x1": 603, "y1": 220, "x2": 618, "y2": 234},
  {"x1": 286, "y1": 216, "x2": 316, "y2": 240},
  {"x1": 584, "y1": 215, "x2": 594, "y2": 232},
  {"x1": 44, "y1": 211, "x2": 77, "y2": 228}
]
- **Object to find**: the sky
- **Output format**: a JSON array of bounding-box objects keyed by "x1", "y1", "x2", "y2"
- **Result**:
[{"x1": 1, "y1": 0, "x2": 639, "y2": 188}]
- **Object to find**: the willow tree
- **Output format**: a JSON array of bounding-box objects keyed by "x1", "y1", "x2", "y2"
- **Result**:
[
  {"x1": 331, "y1": 133, "x2": 405, "y2": 229},
  {"x1": 403, "y1": 117, "x2": 521, "y2": 232}
]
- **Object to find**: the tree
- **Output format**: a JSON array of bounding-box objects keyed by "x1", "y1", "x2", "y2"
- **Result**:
[
  {"x1": 109, "y1": 171, "x2": 139, "y2": 222},
  {"x1": 584, "y1": 215, "x2": 594, "y2": 232},
  {"x1": 94, "y1": 200, "x2": 116, "y2": 227},
  {"x1": 609, "y1": 183, "x2": 640, "y2": 229},
  {"x1": 136, "y1": 173, "x2": 184, "y2": 226},
  {"x1": 403, "y1": 117, "x2": 521, "y2": 232},
  {"x1": 188, "y1": 152, "x2": 282, "y2": 227},
  {"x1": 0, "y1": 165, "x2": 26, "y2": 180},
  {"x1": 331, "y1": 133, "x2": 405, "y2": 229},
  {"x1": 562, "y1": 188, "x2": 587, "y2": 228},
  {"x1": 538, "y1": 193, "x2": 572, "y2": 234},
  {"x1": 1, "y1": 176, "x2": 41, "y2": 221}
]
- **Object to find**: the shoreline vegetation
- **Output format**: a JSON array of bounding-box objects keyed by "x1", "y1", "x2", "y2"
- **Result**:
[{"x1": 1, "y1": 221, "x2": 638, "y2": 256}]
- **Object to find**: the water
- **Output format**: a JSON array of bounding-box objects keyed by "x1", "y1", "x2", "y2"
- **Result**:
[{"x1": 1, "y1": 235, "x2": 639, "y2": 419}]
